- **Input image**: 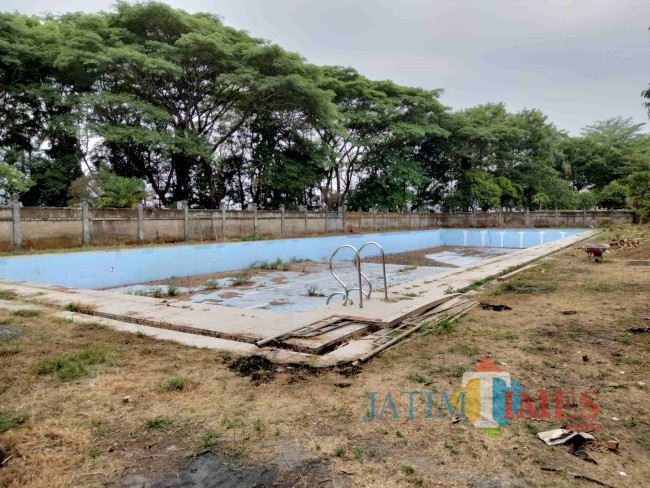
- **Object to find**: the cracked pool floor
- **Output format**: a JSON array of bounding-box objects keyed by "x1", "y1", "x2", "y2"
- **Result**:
[{"x1": 108, "y1": 247, "x2": 515, "y2": 314}]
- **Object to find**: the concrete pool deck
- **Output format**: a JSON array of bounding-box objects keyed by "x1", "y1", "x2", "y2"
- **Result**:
[{"x1": 0, "y1": 229, "x2": 599, "y2": 366}]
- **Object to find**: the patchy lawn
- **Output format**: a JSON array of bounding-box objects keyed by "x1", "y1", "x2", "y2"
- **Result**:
[{"x1": 0, "y1": 225, "x2": 648, "y2": 487}]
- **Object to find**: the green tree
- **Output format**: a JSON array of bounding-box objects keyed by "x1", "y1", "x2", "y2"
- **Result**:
[
  {"x1": 575, "y1": 191, "x2": 598, "y2": 210},
  {"x1": 444, "y1": 171, "x2": 502, "y2": 211},
  {"x1": 71, "y1": 2, "x2": 335, "y2": 208},
  {"x1": 221, "y1": 111, "x2": 328, "y2": 209},
  {"x1": 447, "y1": 104, "x2": 567, "y2": 210},
  {"x1": 0, "y1": 12, "x2": 87, "y2": 206},
  {"x1": 2, "y1": 3, "x2": 645, "y2": 213},
  {"x1": 347, "y1": 153, "x2": 426, "y2": 211},
  {"x1": 598, "y1": 180, "x2": 628, "y2": 209},
  {"x1": 627, "y1": 171, "x2": 650, "y2": 221},
  {"x1": 0, "y1": 162, "x2": 33, "y2": 201},
  {"x1": 494, "y1": 176, "x2": 521, "y2": 209},
  {"x1": 454, "y1": 103, "x2": 526, "y2": 171},
  {"x1": 531, "y1": 192, "x2": 550, "y2": 210},
  {"x1": 319, "y1": 67, "x2": 446, "y2": 209},
  {"x1": 561, "y1": 117, "x2": 650, "y2": 191},
  {"x1": 97, "y1": 175, "x2": 148, "y2": 209}
]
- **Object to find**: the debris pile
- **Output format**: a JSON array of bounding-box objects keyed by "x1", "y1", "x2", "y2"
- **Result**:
[
  {"x1": 480, "y1": 303, "x2": 512, "y2": 311},
  {"x1": 352, "y1": 295, "x2": 478, "y2": 366},
  {"x1": 608, "y1": 235, "x2": 640, "y2": 251}
]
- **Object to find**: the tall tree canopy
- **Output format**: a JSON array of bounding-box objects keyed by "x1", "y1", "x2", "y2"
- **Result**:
[{"x1": 1, "y1": 2, "x2": 648, "y2": 214}]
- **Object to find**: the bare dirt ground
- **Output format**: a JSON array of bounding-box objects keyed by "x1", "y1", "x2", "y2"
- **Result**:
[{"x1": 0, "y1": 225, "x2": 648, "y2": 487}]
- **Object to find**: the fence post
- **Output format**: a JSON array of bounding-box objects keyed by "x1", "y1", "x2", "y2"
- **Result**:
[
  {"x1": 253, "y1": 206, "x2": 258, "y2": 237},
  {"x1": 372, "y1": 208, "x2": 377, "y2": 231},
  {"x1": 304, "y1": 208, "x2": 308, "y2": 235},
  {"x1": 554, "y1": 208, "x2": 559, "y2": 227},
  {"x1": 11, "y1": 196, "x2": 21, "y2": 251},
  {"x1": 136, "y1": 203, "x2": 144, "y2": 244},
  {"x1": 408, "y1": 211, "x2": 412, "y2": 229},
  {"x1": 182, "y1": 201, "x2": 189, "y2": 241},
  {"x1": 280, "y1": 205, "x2": 285, "y2": 238},
  {"x1": 81, "y1": 200, "x2": 90, "y2": 247},
  {"x1": 385, "y1": 210, "x2": 389, "y2": 230},
  {"x1": 342, "y1": 206, "x2": 346, "y2": 233},
  {"x1": 582, "y1": 209, "x2": 587, "y2": 227},
  {"x1": 324, "y1": 209, "x2": 329, "y2": 234},
  {"x1": 525, "y1": 209, "x2": 531, "y2": 227},
  {"x1": 221, "y1": 207, "x2": 227, "y2": 239}
]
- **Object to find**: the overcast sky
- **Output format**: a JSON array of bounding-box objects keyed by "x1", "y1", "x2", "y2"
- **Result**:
[{"x1": 4, "y1": 0, "x2": 649, "y2": 134}]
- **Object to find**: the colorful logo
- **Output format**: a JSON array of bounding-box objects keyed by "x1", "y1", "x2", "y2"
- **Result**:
[
  {"x1": 452, "y1": 358, "x2": 525, "y2": 436},
  {"x1": 362, "y1": 357, "x2": 599, "y2": 435}
]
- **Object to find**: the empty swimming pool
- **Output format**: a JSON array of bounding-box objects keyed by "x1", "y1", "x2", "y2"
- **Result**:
[
  {"x1": 0, "y1": 227, "x2": 595, "y2": 364},
  {"x1": 0, "y1": 228, "x2": 585, "y2": 289}
]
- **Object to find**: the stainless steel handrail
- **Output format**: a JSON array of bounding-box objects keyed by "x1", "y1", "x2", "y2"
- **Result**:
[
  {"x1": 326, "y1": 291, "x2": 351, "y2": 306},
  {"x1": 326, "y1": 241, "x2": 391, "y2": 308},
  {"x1": 326, "y1": 244, "x2": 364, "y2": 308},
  {"x1": 358, "y1": 241, "x2": 388, "y2": 301}
]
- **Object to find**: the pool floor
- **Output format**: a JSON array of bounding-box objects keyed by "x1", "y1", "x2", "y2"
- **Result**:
[{"x1": 109, "y1": 247, "x2": 516, "y2": 313}]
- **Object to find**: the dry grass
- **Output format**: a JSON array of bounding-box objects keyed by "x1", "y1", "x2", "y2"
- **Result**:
[{"x1": 0, "y1": 225, "x2": 648, "y2": 487}]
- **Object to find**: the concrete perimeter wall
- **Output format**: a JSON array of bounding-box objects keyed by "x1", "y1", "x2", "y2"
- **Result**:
[{"x1": 0, "y1": 205, "x2": 635, "y2": 252}]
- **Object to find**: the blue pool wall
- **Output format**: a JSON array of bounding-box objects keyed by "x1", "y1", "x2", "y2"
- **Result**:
[{"x1": 0, "y1": 228, "x2": 584, "y2": 289}]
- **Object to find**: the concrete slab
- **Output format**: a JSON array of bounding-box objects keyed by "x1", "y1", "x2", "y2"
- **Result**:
[{"x1": 56, "y1": 311, "x2": 259, "y2": 353}]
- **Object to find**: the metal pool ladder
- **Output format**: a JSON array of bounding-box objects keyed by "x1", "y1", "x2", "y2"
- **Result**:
[
  {"x1": 326, "y1": 242, "x2": 388, "y2": 308},
  {"x1": 358, "y1": 241, "x2": 389, "y2": 302}
]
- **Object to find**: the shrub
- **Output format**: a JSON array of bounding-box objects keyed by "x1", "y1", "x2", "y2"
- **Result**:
[
  {"x1": 145, "y1": 417, "x2": 172, "y2": 431},
  {"x1": 160, "y1": 376, "x2": 188, "y2": 392}
]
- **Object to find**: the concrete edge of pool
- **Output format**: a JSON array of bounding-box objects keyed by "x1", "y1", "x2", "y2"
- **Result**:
[{"x1": 0, "y1": 229, "x2": 599, "y2": 366}]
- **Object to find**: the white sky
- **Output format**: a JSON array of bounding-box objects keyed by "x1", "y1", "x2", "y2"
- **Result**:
[{"x1": 4, "y1": 0, "x2": 650, "y2": 135}]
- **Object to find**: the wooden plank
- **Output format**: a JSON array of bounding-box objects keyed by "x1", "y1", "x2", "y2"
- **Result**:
[
  {"x1": 282, "y1": 321, "x2": 379, "y2": 354},
  {"x1": 380, "y1": 295, "x2": 456, "y2": 328}
]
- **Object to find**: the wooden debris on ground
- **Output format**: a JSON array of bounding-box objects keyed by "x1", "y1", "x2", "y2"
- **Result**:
[
  {"x1": 608, "y1": 234, "x2": 641, "y2": 251},
  {"x1": 540, "y1": 467, "x2": 615, "y2": 488},
  {"x1": 351, "y1": 296, "x2": 478, "y2": 365}
]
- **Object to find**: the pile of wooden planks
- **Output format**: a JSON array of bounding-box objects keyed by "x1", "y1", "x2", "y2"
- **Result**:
[
  {"x1": 351, "y1": 295, "x2": 478, "y2": 365},
  {"x1": 608, "y1": 234, "x2": 641, "y2": 251}
]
